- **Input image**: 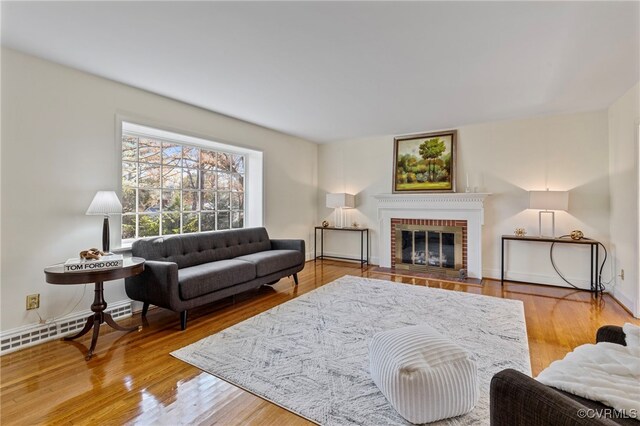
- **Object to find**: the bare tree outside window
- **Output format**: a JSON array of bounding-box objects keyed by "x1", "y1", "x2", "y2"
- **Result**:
[{"x1": 121, "y1": 132, "x2": 245, "y2": 240}]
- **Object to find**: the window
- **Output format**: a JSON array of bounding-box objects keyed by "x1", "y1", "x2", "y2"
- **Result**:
[{"x1": 120, "y1": 122, "x2": 262, "y2": 242}]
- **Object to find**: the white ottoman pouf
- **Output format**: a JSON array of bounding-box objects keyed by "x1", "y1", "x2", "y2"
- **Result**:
[{"x1": 369, "y1": 324, "x2": 478, "y2": 424}]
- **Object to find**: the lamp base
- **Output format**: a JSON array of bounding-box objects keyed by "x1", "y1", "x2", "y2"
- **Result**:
[
  {"x1": 538, "y1": 210, "x2": 555, "y2": 238},
  {"x1": 102, "y1": 216, "x2": 110, "y2": 252},
  {"x1": 334, "y1": 208, "x2": 344, "y2": 228}
]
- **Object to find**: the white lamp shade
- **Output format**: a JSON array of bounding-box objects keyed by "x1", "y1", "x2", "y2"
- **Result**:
[
  {"x1": 326, "y1": 193, "x2": 355, "y2": 209},
  {"x1": 86, "y1": 191, "x2": 123, "y2": 215},
  {"x1": 529, "y1": 191, "x2": 568, "y2": 211}
]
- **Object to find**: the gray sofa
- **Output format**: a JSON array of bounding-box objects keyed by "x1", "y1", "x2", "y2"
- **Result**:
[{"x1": 125, "y1": 227, "x2": 305, "y2": 329}]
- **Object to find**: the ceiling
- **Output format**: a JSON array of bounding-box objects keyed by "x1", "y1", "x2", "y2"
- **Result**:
[{"x1": 2, "y1": 1, "x2": 638, "y2": 143}]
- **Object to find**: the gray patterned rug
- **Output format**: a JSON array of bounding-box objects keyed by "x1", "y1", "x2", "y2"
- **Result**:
[{"x1": 171, "y1": 276, "x2": 531, "y2": 425}]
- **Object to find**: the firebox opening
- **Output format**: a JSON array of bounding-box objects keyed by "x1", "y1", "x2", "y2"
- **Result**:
[{"x1": 395, "y1": 224, "x2": 463, "y2": 275}]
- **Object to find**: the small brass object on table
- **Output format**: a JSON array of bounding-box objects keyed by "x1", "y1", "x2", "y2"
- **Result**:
[
  {"x1": 79, "y1": 248, "x2": 104, "y2": 260},
  {"x1": 514, "y1": 228, "x2": 526, "y2": 237},
  {"x1": 322, "y1": 220, "x2": 329, "y2": 228},
  {"x1": 570, "y1": 230, "x2": 584, "y2": 240}
]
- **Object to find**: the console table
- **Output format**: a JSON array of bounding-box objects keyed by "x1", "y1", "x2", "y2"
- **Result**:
[
  {"x1": 314, "y1": 226, "x2": 369, "y2": 267},
  {"x1": 44, "y1": 257, "x2": 145, "y2": 360},
  {"x1": 500, "y1": 235, "x2": 600, "y2": 293}
]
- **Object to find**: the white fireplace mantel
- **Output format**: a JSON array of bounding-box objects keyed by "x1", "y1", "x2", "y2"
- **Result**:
[{"x1": 374, "y1": 193, "x2": 490, "y2": 278}]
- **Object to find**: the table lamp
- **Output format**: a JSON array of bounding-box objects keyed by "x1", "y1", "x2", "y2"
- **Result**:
[
  {"x1": 326, "y1": 193, "x2": 355, "y2": 228},
  {"x1": 529, "y1": 190, "x2": 568, "y2": 238},
  {"x1": 86, "y1": 191, "x2": 123, "y2": 252}
]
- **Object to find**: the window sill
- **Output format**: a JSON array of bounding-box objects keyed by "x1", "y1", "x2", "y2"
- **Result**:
[{"x1": 111, "y1": 245, "x2": 132, "y2": 254}]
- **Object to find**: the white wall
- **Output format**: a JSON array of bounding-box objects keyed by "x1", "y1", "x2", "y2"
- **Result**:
[
  {"x1": 608, "y1": 83, "x2": 639, "y2": 316},
  {"x1": 318, "y1": 110, "x2": 611, "y2": 290},
  {"x1": 0, "y1": 48, "x2": 318, "y2": 331}
]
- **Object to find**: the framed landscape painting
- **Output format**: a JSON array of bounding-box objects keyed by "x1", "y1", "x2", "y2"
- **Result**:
[{"x1": 393, "y1": 130, "x2": 457, "y2": 193}]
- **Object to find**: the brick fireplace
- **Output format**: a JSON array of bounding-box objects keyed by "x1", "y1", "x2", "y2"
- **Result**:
[
  {"x1": 375, "y1": 193, "x2": 489, "y2": 279},
  {"x1": 391, "y1": 219, "x2": 467, "y2": 275}
]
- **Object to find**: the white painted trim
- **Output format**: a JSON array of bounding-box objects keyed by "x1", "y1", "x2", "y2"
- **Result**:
[
  {"x1": 482, "y1": 268, "x2": 594, "y2": 290},
  {"x1": 637, "y1": 123, "x2": 640, "y2": 318},
  {"x1": 113, "y1": 114, "x2": 265, "y2": 236},
  {"x1": 0, "y1": 300, "x2": 133, "y2": 355},
  {"x1": 374, "y1": 193, "x2": 490, "y2": 279},
  {"x1": 114, "y1": 112, "x2": 266, "y2": 155},
  {"x1": 613, "y1": 287, "x2": 639, "y2": 318},
  {"x1": 311, "y1": 250, "x2": 378, "y2": 266},
  {"x1": 305, "y1": 250, "x2": 315, "y2": 262}
]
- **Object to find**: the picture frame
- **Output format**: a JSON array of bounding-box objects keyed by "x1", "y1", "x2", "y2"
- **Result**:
[{"x1": 393, "y1": 130, "x2": 457, "y2": 193}]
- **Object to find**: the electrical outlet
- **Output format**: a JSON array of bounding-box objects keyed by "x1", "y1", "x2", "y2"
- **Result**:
[
  {"x1": 26, "y1": 294, "x2": 40, "y2": 310},
  {"x1": 620, "y1": 269, "x2": 625, "y2": 280}
]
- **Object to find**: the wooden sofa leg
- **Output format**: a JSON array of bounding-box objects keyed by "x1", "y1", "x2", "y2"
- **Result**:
[
  {"x1": 141, "y1": 302, "x2": 150, "y2": 317},
  {"x1": 293, "y1": 273, "x2": 299, "y2": 285},
  {"x1": 180, "y1": 311, "x2": 188, "y2": 330}
]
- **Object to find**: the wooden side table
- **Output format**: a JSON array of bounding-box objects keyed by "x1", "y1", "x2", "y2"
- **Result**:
[{"x1": 44, "y1": 257, "x2": 145, "y2": 360}]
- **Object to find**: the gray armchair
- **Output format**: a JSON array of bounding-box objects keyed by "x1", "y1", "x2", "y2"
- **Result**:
[{"x1": 490, "y1": 326, "x2": 635, "y2": 426}]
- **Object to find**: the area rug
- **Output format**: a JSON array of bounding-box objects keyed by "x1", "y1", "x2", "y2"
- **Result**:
[{"x1": 171, "y1": 276, "x2": 531, "y2": 425}]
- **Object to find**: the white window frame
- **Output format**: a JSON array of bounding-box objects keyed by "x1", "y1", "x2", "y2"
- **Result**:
[{"x1": 116, "y1": 118, "x2": 264, "y2": 247}]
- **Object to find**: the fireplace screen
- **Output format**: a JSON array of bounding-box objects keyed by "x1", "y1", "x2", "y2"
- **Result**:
[{"x1": 396, "y1": 225, "x2": 463, "y2": 272}]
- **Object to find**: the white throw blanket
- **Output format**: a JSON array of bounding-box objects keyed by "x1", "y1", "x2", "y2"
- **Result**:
[{"x1": 536, "y1": 335, "x2": 640, "y2": 419}]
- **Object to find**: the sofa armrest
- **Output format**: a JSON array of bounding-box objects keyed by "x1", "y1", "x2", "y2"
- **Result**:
[
  {"x1": 596, "y1": 325, "x2": 626, "y2": 346},
  {"x1": 490, "y1": 369, "x2": 617, "y2": 426},
  {"x1": 125, "y1": 260, "x2": 180, "y2": 310},
  {"x1": 271, "y1": 239, "x2": 305, "y2": 255}
]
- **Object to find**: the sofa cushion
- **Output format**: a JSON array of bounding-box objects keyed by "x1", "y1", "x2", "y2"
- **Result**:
[
  {"x1": 235, "y1": 250, "x2": 304, "y2": 277},
  {"x1": 178, "y1": 260, "x2": 256, "y2": 300},
  {"x1": 132, "y1": 227, "x2": 272, "y2": 269}
]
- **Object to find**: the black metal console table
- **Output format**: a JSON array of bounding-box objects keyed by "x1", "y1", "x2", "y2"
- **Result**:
[
  {"x1": 314, "y1": 226, "x2": 369, "y2": 268},
  {"x1": 500, "y1": 235, "x2": 600, "y2": 293}
]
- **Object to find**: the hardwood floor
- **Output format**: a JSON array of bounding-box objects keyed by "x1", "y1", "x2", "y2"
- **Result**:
[{"x1": 1, "y1": 260, "x2": 637, "y2": 425}]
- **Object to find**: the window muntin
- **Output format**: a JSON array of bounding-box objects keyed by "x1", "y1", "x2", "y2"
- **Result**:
[{"x1": 121, "y1": 132, "x2": 245, "y2": 241}]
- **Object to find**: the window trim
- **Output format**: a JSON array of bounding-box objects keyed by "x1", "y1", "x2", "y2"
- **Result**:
[{"x1": 115, "y1": 115, "x2": 264, "y2": 248}]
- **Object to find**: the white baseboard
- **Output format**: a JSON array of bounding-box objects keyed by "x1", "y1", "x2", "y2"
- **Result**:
[
  {"x1": 611, "y1": 288, "x2": 638, "y2": 317},
  {"x1": 483, "y1": 268, "x2": 594, "y2": 290},
  {"x1": 0, "y1": 299, "x2": 133, "y2": 355},
  {"x1": 313, "y1": 250, "x2": 378, "y2": 266}
]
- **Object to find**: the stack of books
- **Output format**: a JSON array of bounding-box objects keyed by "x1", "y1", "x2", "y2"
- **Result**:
[{"x1": 64, "y1": 254, "x2": 124, "y2": 272}]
